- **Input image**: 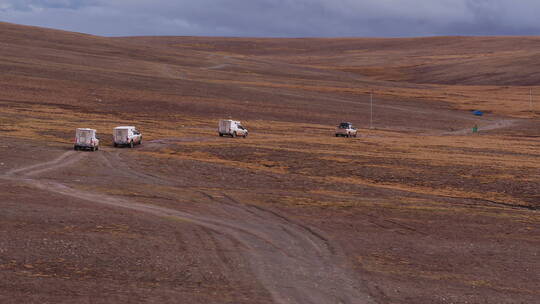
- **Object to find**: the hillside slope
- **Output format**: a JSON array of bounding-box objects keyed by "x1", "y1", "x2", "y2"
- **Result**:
[
  {"x1": 0, "y1": 22, "x2": 539, "y2": 304},
  {"x1": 1, "y1": 22, "x2": 539, "y2": 119},
  {"x1": 128, "y1": 35, "x2": 540, "y2": 85}
]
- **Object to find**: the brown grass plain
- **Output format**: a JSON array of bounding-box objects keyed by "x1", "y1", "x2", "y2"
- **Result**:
[{"x1": 0, "y1": 22, "x2": 539, "y2": 303}]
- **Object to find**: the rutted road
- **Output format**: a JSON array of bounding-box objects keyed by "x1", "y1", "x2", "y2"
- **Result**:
[{"x1": 1, "y1": 148, "x2": 374, "y2": 304}]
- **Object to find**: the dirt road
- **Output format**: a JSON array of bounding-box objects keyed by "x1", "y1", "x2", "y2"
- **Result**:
[
  {"x1": 1, "y1": 149, "x2": 374, "y2": 304},
  {"x1": 441, "y1": 118, "x2": 519, "y2": 135}
]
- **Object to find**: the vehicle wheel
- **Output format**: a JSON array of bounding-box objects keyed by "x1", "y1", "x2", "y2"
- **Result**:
[
  {"x1": 243, "y1": 132, "x2": 248, "y2": 138},
  {"x1": 346, "y1": 133, "x2": 350, "y2": 138},
  {"x1": 74, "y1": 146, "x2": 78, "y2": 151},
  {"x1": 130, "y1": 141, "x2": 134, "y2": 148},
  {"x1": 232, "y1": 132, "x2": 237, "y2": 138},
  {"x1": 219, "y1": 133, "x2": 224, "y2": 137},
  {"x1": 113, "y1": 143, "x2": 118, "y2": 147},
  {"x1": 91, "y1": 146, "x2": 95, "y2": 152},
  {"x1": 354, "y1": 133, "x2": 357, "y2": 138}
]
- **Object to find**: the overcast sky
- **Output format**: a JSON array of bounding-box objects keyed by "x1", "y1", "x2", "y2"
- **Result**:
[{"x1": 1, "y1": 0, "x2": 540, "y2": 37}]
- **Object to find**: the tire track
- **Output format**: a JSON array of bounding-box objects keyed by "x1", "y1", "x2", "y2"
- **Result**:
[
  {"x1": 101, "y1": 150, "x2": 176, "y2": 186},
  {"x1": 4, "y1": 150, "x2": 87, "y2": 177},
  {"x1": 440, "y1": 119, "x2": 519, "y2": 135},
  {"x1": 1, "y1": 151, "x2": 374, "y2": 304}
]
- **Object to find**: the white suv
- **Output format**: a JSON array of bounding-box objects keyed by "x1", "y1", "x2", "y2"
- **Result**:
[
  {"x1": 218, "y1": 120, "x2": 248, "y2": 138},
  {"x1": 74, "y1": 128, "x2": 100, "y2": 151},
  {"x1": 335, "y1": 122, "x2": 358, "y2": 137},
  {"x1": 113, "y1": 126, "x2": 142, "y2": 148}
]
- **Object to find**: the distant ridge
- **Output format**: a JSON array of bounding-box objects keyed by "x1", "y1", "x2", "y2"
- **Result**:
[{"x1": 1, "y1": 21, "x2": 538, "y2": 119}]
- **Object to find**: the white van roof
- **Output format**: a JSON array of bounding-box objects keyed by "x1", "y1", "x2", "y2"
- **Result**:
[
  {"x1": 77, "y1": 128, "x2": 96, "y2": 131},
  {"x1": 114, "y1": 126, "x2": 136, "y2": 129}
]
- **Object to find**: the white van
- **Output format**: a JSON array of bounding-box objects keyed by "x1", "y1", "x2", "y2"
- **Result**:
[
  {"x1": 113, "y1": 126, "x2": 142, "y2": 148},
  {"x1": 218, "y1": 120, "x2": 248, "y2": 138},
  {"x1": 74, "y1": 128, "x2": 99, "y2": 151}
]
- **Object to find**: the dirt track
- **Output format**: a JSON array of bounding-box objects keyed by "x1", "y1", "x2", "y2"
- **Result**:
[
  {"x1": 1, "y1": 22, "x2": 539, "y2": 304},
  {"x1": 2, "y1": 146, "x2": 373, "y2": 304}
]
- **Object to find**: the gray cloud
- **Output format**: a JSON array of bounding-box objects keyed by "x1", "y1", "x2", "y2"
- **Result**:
[
  {"x1": 1, "y1": 0, "x2": 98, "y2": 11},
  {"x1": 1, "y1": 0, "x2": 540, "y2": 37}
]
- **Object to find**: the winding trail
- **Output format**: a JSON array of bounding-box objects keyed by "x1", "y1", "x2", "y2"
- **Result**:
[
  {"x1": 1, "y1": 149, "x2": 374, "y2": 304},
  {"x1": 440, "y1": 119, "x2": 518, "y2": 135}
]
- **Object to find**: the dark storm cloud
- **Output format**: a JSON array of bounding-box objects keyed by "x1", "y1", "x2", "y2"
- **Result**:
[{"x1": 1, "y1": 0, "x2": 540, "y2": 37}]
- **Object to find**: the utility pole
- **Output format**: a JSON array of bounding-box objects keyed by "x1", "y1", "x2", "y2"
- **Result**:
[
  {"x1": 530, "y1": 88, "x2": 533, "y2": 116},
  {"x1": 370, "y1": 90, "x2": 374, "y2": 129}
]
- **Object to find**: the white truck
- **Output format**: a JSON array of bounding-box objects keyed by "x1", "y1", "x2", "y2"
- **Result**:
[
  {"x1": 335, "y1": 122, "x2": 358, "y2": 137},
  {"x1": 218, "y1": 120, "x2": 248, "y2": 138},
  {"x1": 113, "y1": 126, "x2": 142, "y2": 148},
  {"x1": 74, "y1": 128, "x2": 100, "y2": 151}
]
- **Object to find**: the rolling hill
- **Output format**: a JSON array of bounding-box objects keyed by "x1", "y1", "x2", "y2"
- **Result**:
[{"x1": 0, "y1": 22, "x2": 538, "y2": 304}]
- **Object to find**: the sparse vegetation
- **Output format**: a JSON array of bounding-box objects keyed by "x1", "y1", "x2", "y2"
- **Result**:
[{"x1": 0, "y1": 22, "x2": 538, "y2": 304}]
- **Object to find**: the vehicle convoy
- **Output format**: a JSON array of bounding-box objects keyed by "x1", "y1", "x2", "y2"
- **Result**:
[
  {"x1": 335, "y1": 122, "x2": 358, "y2": 137},
  {"x1": 218, "y1": 120, "x2": 248, "y2": 138},
  {"x1": 113, "y1": 126, "x2": 142, "y2": 148},
  {"x1": 74, "y1": 128, "x2": 100, "y2": 151}
]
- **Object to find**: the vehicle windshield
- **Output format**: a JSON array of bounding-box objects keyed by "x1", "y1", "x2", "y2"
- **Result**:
[{"x1": 338, "y1": 123, "x2": 351, "y2": 129}]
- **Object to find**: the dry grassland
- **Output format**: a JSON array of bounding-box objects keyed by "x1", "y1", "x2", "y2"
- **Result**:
[{"x1": 0, "y1": 22, "x2": 538, "y2": 304}]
